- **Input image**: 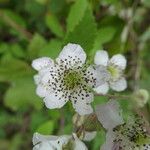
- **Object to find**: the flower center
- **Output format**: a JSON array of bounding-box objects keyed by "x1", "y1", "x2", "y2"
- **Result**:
[
  {"x1": 63, "y1": 70, "x2": 83, "y2": 90},
  {"x1": 107, "y1": 65, "x2": 121, "y2": 81}
]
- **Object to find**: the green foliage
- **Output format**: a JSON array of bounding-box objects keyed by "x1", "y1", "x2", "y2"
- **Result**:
[
  {"x1": 45, "y1": 13, "x2": 64, "y2": 38},
  {"x1": 65, "y1": 8, "x2": 97, "y2": 52},
  {"x1": 36, "y1": 120, "x2": 54, "y2": 135},
  {"x1": 66, "y1": 0, "x2": 88, "y2": 32},
  {"x1": 28, "y1": 33, "x2": 47, "y2": 59},
  {"x1": 4, "y1": 77, "x2": 42, "y2": 111},
  {"x1": 0, "y1": 0, "x2": 149, "y2": 149}
]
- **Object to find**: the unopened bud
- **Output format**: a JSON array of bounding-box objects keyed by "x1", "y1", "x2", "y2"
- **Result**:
[{"x1": 132, "y1": 89, "x2": 149, "y2": 108}]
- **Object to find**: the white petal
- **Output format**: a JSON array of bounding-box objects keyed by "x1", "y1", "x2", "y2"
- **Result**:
[
  {"x1": 83, "y1": 131, "x2": 97, "y2": 141},
  {"x1": 94, "y1": 83, "x2": 109, "y2": 95},
  {"x1": 73, "y1": 133, "x2": 88, "y2": 150},
  {"x1": 32, "y1": 133, "x2": 70, "y2": 150},
  {"x1": 32, "y1": 57, "x2": 54, "y2": 71},
  {"x1": 101, "y1": 130, "x2": 116, "y2": 150},
  {"x1": 34, "y1": 75, "x2": 41, "y2": 85},
  {"x1": 33, "y1": 141, "x2": 54, "y2": 150},
  {"x1": 71, "y1": 98, "x2": 93, "y2": 115},
  {"x1": 32, "y1": 133, "x2": 57, "y2": 145},
  {"x1": 44, "y1": 91, "x2": 69, "y2": 109},
  {"x1": 94, "y1": 50, "x2": 109, "y2": 66},
  {"x1": 71, "y1": 89, "x2": 94, "y2": 115},
  {"x1": 49, "y1": 135, "x2": 70, "y2": 150},
  {"x1": 110, "y1": 77, "x2": 127, "y2": 92},
  {"x1": 96, "y1": 100, "x2": 124, "y2": 130},
  {"x1": 56, "y1": 43, "x2": 86, "y2": 67},
  {"x1": 36, "y1": 85, "x2": 48, "y2": 98},
  {"x1": 109, "y1": 54, "x2": 127, "y2": 70}
]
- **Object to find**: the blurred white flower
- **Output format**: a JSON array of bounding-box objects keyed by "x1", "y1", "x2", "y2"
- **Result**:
[
  {"x1": 83, "y1": 131, "x2": 97, "y2": 141},
  {"x1": 32, "y1": 43, "x2": 106, "y2": 115},
  {"x1": 32, "y1": 132, "x2": 87, "y2": 150},
  {"x1": 96, "y1": 100, "x2": 150, "y2": 150},
  {"x1": 94, "y1": 50, "x2": 127, "y2": 94},
  {"x1": 96, "y1": 100, "x2": 124, "y2": 130},
  {"x1": 132, "y1": 89, "x2": 149, "y2": 108}
]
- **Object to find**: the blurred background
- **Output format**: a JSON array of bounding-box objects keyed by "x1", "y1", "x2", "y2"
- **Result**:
[{"x1": 0, "y1": 0, "x2": 150, "y2": 149}]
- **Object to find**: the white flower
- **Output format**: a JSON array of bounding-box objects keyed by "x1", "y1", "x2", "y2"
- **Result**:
[
  {"x1": 96, "y1": 100, "x2": 150, "y2": 150},
  {"x1": 32, "y1": 132, "x2": 87, "y2": 150},
  {"x1": 94, "y1": 50, "x2": 127, "y2": 94},
  {"x1": 32, "y1": 43, "x2": 106, "y2": 115}
]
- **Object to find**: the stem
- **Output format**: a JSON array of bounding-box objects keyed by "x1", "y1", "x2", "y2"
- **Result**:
[{"x1": 95, "y1": 93, "x2": 131, "y2": 100}]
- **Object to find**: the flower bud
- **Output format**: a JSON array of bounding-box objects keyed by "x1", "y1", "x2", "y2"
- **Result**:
[{"x1": 132, "y1": 89, "x2": 149, "y2": 108}]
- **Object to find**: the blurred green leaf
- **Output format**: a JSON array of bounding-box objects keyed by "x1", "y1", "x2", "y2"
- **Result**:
[
  {"x1": 45, "y1": 13, "x2": 64, "y2": 38},
  {"x1": 0, "y1": 42, "x2": 9, "y2": 54},
  {"x1": 36, "y1": 120, "x2": 54, "y2": 135},
  {"x1": 11, "y1": 44, "x2": 26, "y2": 58},
  {"x1": 28, "y1": 33, "x2": 47, "y2": 59},
  {"x1": 38, "y1": 39, "x2": 62, "y2": 58},
  {"x1": 30, "y1": 111, "x2": 49, "y2": 132},
  {"x1": 35, "y1": 0, "x2": 47, "y2": 5},
  {"x1": 91, "y1": 26, "x2": 116, "y2": 55},
  {"x1": 4, "y1": 77, "x2": 42, "y2": 111},
  {"x1": 2, "y1": 10, "x2": 26, "y2": 27},
  {"x1": 67, "y1": 0, "x2": 88, "y2": 32},
  {"x1": 0, "y1": 57, "x2": 33, "y2": 82}
]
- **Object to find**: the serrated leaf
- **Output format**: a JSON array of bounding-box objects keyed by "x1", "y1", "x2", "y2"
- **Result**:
[
  {"x1": 4, "y1": 77, "x2": 42, "y2": 111},
  {"x1": 38, "y1": 39, "x2": 62, "y2": 58},
  {"x1": 36, "y1": 120, "x2": 54, "y2": 135},
  {"x1": 64, "y1": 8, "x2": 97, "y2": 53},
  {"x1": 45, "y1": 13, "x2": 64, "y2": 38},
  {"x1": 28, "y1": 33, "x2": 47, "y2": 59},
  {"x1": 67, "y1": 0, "x2": 88, "y2": 32}
]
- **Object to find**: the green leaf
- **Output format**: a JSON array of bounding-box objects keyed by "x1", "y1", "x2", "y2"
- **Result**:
[
  {"x1": 4, "y1": 77, "x2": 42, "y2": 111},
  {"x1": 0, "y1": 42, "x2": 9, "y2": 54},
  {"x1": 3, "y1": 10, "x2": 26, "y2": 27},
  {"x1": 11, "y1": 44, "x2": 26, "y2": 58},
  {"x1": 36, "y1": 120, "x2": 54, "y2": 135},
  {"x1": 28, "y1": 33, "x2": 47, "y2": 60},
  {"x1": 38, "y1": 39, "x2": 62, "y2": 58},
  {"x1": 30, "y1": 111, "x2": 49, "y2": 132},
  {"x1": 91, "y1": 26, "x2": 116, "y2": 54},
  {"x1": 64, "y1": 8, "x2": 97, "y2": 53},
  {"x1": 0, "y1": 57, "x2": 33, "y2": 82},
  {"x1": 66, "y1": 0, "x2": 88, "y2": 32},
  {"x1": 45, "y1": 13, "x2": 64, "y2": 38}
]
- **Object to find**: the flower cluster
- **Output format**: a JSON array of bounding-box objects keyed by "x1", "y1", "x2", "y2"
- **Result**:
[
  {"x1": 31, "y1": 43, "x2": 130, "y2": 150},
  {"x1": 33, "y1": 133, "x2": 87, "y2": 150},
  {"x1": 96, "y1": 100, "x2": 150, "y2": 150},
  {"x1": 32, "y1": 43, "x2": 109, "y2": 115}
]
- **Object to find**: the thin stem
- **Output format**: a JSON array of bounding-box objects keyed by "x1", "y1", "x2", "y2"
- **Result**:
[{"x1": 95, "y1": 93, "x2": 132, "y2": 100}]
